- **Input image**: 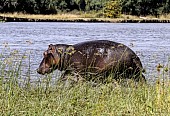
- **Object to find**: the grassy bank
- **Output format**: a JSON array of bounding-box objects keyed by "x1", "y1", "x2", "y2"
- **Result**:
[
  {"x1": 1, "y1": 75, "x2": 170, "y2": 115},
  {"x1": 1, "y1": 79, "x2": 170, "y2": 115},
  {"x1": 1, "y1": 13, "x2": 170, "y2": 23},
  {"x1": 1, "y1": 50, "x2": 170, "y2": 115}
]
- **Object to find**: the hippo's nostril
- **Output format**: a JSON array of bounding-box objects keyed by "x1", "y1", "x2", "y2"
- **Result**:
[
  {"x1": 37, "y1": 68, "x2": 46, "y2": 75},
  {"x1": 37, "y1": 68, "x2": 41, "y2": 74}
]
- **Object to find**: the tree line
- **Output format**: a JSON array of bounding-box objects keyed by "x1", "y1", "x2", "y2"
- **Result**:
[
  {"x1": 0, "y1": 0, "x2": 108, "y2": 14},
  {"x1": 121, "y1": 0, "x2": 170, "y2": 17},
  {"x1": 0, "y1": 0, "x2": 170, "y2": 17}
]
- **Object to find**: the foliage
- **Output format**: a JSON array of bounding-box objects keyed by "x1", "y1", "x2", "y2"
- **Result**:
[
  {"x1": 1, "y1": 0, "x2": 170, "y2": 17},
  {"x1": 104, "y1": 0, "x2": 121, "y2": 18},
  {"x1": 121, "y1": 0, "x2": 169, "y2": 17},
  {"x1": 0, "y1": 0, "x2": 108, "y2": 14}
]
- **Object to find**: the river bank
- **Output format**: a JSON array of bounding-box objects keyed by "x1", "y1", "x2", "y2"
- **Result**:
[{"x1": 1, "y1": 13, "x2": 170, "y2": 23}]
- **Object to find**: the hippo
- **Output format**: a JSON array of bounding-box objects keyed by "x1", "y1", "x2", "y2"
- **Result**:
[{"x1": 37, "y1": 40, "x2": 145, "y2": 83}]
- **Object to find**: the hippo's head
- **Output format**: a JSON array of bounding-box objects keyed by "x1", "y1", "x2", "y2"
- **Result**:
[{"x1": 37, "y1": 44, "x2": 60, "y2": 75}]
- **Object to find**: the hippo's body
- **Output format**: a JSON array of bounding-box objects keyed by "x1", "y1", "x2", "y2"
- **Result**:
[{"x1": 37, "y1": 40, "x2": 145, "y2": 82}]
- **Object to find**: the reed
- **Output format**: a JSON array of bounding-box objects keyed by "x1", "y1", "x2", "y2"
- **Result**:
[
  {"x1": 1, "y1": 12, "x2": 170, "y2": 23},
  {"x1": 0, "y1": 12, "x2": 100, "y2": 20},
  {"x1": 0, "y1": 50, "x2": 170, "y2": 115}
]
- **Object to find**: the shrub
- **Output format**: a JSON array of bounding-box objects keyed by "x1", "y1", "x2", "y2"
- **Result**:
[{"x1": 104, "y1": 0, "x2": 122, "y2": 18}]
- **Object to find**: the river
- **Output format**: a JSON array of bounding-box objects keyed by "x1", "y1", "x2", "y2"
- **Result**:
[{"x1": 0, "y1": 22, "x2": 170, "y2": 83}]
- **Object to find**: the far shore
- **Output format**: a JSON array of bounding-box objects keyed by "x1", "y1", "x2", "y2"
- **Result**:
[{"x1": 1, "y1": 13, "x2": 170, "y2": 23}]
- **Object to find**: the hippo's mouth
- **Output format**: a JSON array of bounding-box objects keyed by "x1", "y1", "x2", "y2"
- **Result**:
[{"x1": 37, "y1": 67, "x2": 54, "y2": 75}]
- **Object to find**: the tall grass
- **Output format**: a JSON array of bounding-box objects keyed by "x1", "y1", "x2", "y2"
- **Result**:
[
  {"x1": 1, "y1": 12, "x2": 170, "y2": 20},
  {"x1": 0, "y1": 50, "x2": 170, "y2": 115}
]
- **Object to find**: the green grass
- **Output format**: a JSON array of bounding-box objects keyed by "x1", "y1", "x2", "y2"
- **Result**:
[
  {"x1": 1, "y1": 78, "x2": 170, "y2": 115},
  {"x1": 1, "y1": 50, "x2": 170, "y2": 115}
]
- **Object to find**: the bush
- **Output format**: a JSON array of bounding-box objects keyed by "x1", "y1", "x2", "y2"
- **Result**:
[{"x1": 104, "y1": 0, "x2": 122, "y2": 18}]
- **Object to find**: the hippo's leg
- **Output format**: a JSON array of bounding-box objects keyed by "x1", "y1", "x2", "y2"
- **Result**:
[
  {"x1": 133, "y1": 72, "x2": 146, "y2": 83},
  {"x1": 105, "y1": 67, "x2": 146, "y2": 84},
  {"x1": 60, "y1": 70, "x2": 85, "y2": 87},
  {"x1": 60, "y1": 70, "x2": 72, "y2": 81},
  {"x1": 61, "y1": 70, "x2": 84, "y2": 81}
]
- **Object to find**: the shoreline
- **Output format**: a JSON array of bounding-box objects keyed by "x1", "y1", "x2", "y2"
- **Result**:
[{"x1": 1, "y1": 13, "x2": 170, "y2": 23}]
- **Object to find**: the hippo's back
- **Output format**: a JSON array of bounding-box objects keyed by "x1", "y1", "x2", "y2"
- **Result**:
[
  {"x1": 73, "y1": 40, "x2": 119, "y2": 49},
  {"x1": 73, "y1": 40, "x2": 135, "y2": 58}
]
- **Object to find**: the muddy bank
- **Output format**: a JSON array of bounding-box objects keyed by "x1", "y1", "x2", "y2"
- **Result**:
[{"x1": 1, "y1": 16, "x2": 170, "y2": 23}]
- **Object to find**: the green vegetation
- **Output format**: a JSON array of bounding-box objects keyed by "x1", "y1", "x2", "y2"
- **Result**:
[
  {"x1": 1, "y1": 49, "x2": 170, "y2": 115},
  {"x1": 104, "y1": 0, "x2": 121, "y2": 18},
  {"x1": 1, "y1": 0, "x2": 170, "y2": 18}
]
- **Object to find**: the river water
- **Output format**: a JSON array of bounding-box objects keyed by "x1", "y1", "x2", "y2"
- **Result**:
[{"x1": 0, "y1": 22, "x2": 170, "y2": 83}]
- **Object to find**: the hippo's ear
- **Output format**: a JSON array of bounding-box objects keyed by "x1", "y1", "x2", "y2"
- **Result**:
[
  {"x1": 43, "y1": 51, "x2": 48, "y2": 57},
  {"x1": 48, "y1": 44, "x2": 56, "y2": 52},
  {"x1": 48, "y1": 44, "x2": 54, "y2": 50}
]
